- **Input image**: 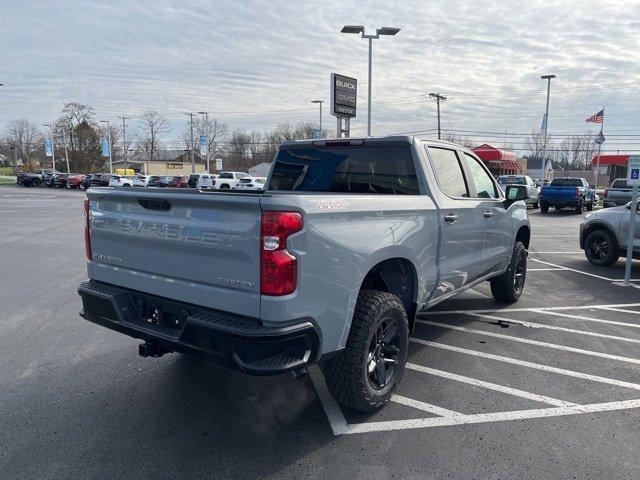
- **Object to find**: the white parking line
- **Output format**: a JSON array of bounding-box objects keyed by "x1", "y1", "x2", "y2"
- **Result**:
[
  {"x1": 527, "y1": 268, "x2": 565, "y2": 271},
  {"x1": 406, "y1": 363, "x2": 575, "y2": 407},
  {"x1": 345, "y1": 399, "x2": 640, "y2": 434},
  {"x1": 530, "y1": 258, "x2": 640, "y2": 284},
  {"x1": 411, "y1": 338, "x2": 640, "y2": 391},
  {"x1": 532, "y1": 310, "x2": 640, "y2": 329},
  {"x1": 392, "y1": 395, "x2": 466, "y2": 418},
  {"x1": 418, "y1": 320, "x2": 640, "y2": 365},
  {"x1": 599, "y1": 307, "x2": 640, "y2": 316},
  {"x1": 450, "y1": 312, "x2": 640, "y2": 343},
  {"x1": 422, "y1": 302, "x2": 640, "y2": 315},
  {"x1": 307, "y1": 365, "x2": 349, "y2": 435},
  {"x1": 529, "y1": 251, "x2": 584, "y2": 254}
]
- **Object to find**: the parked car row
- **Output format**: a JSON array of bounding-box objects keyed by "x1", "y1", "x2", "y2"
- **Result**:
[{"x1": 16, "y1": 170, "x2": 267, "y2": 192}]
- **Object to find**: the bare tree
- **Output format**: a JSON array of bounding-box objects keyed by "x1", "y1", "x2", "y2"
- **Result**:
[
  {"x1": 3, "y1": 119, "x2": 41, "y2": 169},
  {"x1": 138, "y1": 111, "x2": 169, "y2": 161},
  {"x1": 183, "y1": 116, "x2": 228, "y2": 161},
  {"x1": 441, "y1": 132, "x2": 475, "y2": 149}
]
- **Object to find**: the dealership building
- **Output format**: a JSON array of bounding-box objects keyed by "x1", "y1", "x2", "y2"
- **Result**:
[{"x1": 111, "y1": 150, "x2": 207, "y2": 176}]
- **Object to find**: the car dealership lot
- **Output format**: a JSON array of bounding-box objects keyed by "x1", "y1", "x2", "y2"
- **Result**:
[{"x1": 1, "y1": 187, "x2": 639, "y2": 480}]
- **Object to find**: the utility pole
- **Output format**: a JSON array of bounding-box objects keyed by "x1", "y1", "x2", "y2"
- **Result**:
[
  {"x1": 186, "y1": 113, "x2": 195, "y2": 173},
  {"x1": 429, "y1": 93, "x2": 447, "y2": 139},
  {"x1": 120, "y1": 116, "x2": 130, "y2": 170}
]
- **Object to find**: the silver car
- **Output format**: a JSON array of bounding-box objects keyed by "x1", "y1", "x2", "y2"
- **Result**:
[
  {"x1": 580, "y1": 200, "x2": 640, "y2": 266},
  {"x1": 496, "y1": 175, "x2": 539, "y2": 209}
]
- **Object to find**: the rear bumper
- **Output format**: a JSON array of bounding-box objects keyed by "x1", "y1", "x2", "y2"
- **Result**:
[
  {"x1": 78, "y1": 280, "x2": 321, "y2": 375},
  {"x1": 541, "y1": 198, "x2": 582, "y2": 207}
]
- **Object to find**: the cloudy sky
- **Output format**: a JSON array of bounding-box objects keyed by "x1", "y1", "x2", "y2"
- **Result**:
[{"x1": 1, "y1": 0, "x2": 639, "y2": 153}]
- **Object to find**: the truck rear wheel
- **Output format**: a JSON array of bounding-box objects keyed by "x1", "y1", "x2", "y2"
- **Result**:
[
  {"x1": 540, "y1": 203, "x2": 549, "y2": 213},
  {"x1": 322, "y1": 290, "x2": 409, "y2": 412},
  {"x1": 490, "y1": 241, "x2": 527, "y2": 303}
]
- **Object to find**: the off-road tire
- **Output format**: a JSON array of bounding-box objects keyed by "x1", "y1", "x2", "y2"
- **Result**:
[
  {"x1": 220, "y1": 184, "x2": 231, "y2": 190},
  {"x1": 532, "y1": 200, "x2": 539, "y2": 209},
  {"x1": 31, "y1": 178, "x2": 41, "y2": 187},
  {"x1": 322, "y1": 290, "x2": 409, "y2": 412},
  {"x1": 584, "y1": 230, "x2": 619, "y2": 267},
  {"x1": 576, "y1": 200, "x2": 583, "y2": 214},
  {"x1": 540, "y1": 203, "x2": 549, "y2": 213},
  {"x1": 586, "y1": 201, "x2": 593, "y2": 212},
  {"x1": 490, "y1": 241, "x2": 527, "y2": 303}
]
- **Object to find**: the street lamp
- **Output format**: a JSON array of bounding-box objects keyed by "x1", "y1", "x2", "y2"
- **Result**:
[
  {"x1": 99, "y1": 120, "x2": 114, "y2": 173},
  {"x1": 43, "y1": 124, "x2": 56, "y2": 171},
  {"x1": 539, "y1": 74, "x2": 556, "y2": 183},
  {"x1": 341, "y1": 25, "x2": 401, "y2": 136},
  {"x1": 310, "y1": 100, "x2": 323, "y2": 138},
  {"x1": 197, "y1": 111, "x2": 209, "y2": 172}
]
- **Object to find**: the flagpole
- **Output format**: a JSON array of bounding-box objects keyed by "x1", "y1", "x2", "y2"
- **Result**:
[{"x1": 594, "y1": 106, "x2": 605, "y2": 189}]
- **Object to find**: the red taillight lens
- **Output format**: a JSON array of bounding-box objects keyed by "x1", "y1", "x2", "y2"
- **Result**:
[
  {"x1": 84, "y1": 198, "x2": 92, "y2": 260},
  {"x1": 261, "y1": 211, "x2": 302, "y2": 296}
]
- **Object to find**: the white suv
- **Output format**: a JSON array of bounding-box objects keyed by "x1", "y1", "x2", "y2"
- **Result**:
[
  {"x1": 215, "y1": 171, "x2": 251, "y2": 190},
  {"x1": 133, "y1": 175, "x2": 151, "y2": 187},
  {"x1": 108, "y1": 175, "x2": 135, "y2": 187},
  {"x1": 235, "y1": 176, "x2": 267, "y2": 191}
]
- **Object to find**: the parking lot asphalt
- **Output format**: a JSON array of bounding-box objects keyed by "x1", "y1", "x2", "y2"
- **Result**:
[{"x1": 2, "y1": 186, "x2": 640, "y2": 480}]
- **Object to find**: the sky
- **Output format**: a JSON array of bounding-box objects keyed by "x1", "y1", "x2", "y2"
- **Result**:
[{"x1": 1, "y1": 0, "x2": 640, "y2": 154}]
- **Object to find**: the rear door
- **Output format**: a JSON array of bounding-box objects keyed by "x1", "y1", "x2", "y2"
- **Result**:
[
  {"x1": 619, "y1": 205, "x2": 640, "y2": 251},
  {"x1": 86, "y1": 189, "x2": 263, "y2": 317},
  {"x1": 426, "y1": 146, "x2": 485, "y2": 299},
  {"x1": 459, "y1": 152, "x2": 512, "y2": 275}
]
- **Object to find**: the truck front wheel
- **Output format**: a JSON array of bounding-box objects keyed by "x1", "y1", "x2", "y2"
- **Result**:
[
  {"x1": 322, "y1": 290, "x2": 409, "y2": 412},
  {"x1": 490, "y1": 241, "x2": 527, "y2": 303}
]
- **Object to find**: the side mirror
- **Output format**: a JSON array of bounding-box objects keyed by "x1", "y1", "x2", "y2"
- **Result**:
[{"x1": 504, "y1": 185, "x2": 528, "y2": 207}]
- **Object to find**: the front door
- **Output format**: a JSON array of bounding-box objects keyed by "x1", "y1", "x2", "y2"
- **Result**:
[
  {"x1": 459, "y1": 152, "x2": 512, "y2": 275},
  {"x1": 426, "y1": 146, "x2": 485, "y2": 300}
]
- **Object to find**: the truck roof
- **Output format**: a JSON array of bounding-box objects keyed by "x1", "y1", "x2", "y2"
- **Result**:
[{"x1": 280, "y1": 135, "x2": 466, "y2": 150}]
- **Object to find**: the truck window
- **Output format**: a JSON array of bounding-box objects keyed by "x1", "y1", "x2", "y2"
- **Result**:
[
  {"x1": 427, "y1": 147, "x2": 469, "y2": 198},
  {"x1": 462, "y1": 153, "x2": 499, "y2": 199},
  {"x1": 550, "y1": 178, "x2": 582, "y2": 187},
  {"x1": 219, "y1": 172, "x2": 233, "y2": 179},
  {"x1": 268, "y1": 146, "x2": 419, "y2": 194},
  {"x1": 611, "y1": 179, "x2": 628, "y2": 188}
]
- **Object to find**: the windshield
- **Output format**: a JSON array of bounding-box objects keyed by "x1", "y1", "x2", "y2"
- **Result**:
[
  {"x1": 268, "y1": 146, "x2": 419, "y2": 194},
  {"x1": 550, "y1": 178, "x2": 582, "y2": 187}
]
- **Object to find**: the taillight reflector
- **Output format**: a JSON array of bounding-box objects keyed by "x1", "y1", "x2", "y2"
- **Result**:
[
  {"x1": 84, "y1": 198, "x2": 92, "y2": 260},
  {"x1": 261, "y1": 211, "x2": 302, "y2": 296}
]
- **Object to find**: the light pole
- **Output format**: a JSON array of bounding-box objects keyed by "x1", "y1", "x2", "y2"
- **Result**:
[
  {"x1": 341, "y1": 25, "x2": 401, "y2": 137},
  {"x1": 197, "y1": 111, "x2": 209, "y2": 172},
  {"x1": 100, "y1": 120, "x2": 114, "y2": 173},
  {"x1": 310, "y1": 100, "x2": 323, "y2": 138},
  {"x1": 43, "y1": 124, "x2": 56, "y2": 170},
  {"x1": 539, "y1": 74, "x2": 556, "y2": 183}
]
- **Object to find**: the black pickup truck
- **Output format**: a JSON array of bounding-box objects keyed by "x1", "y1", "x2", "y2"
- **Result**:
[{"x1": 16, "y1": 169, "x2": 61, "y2": 187}]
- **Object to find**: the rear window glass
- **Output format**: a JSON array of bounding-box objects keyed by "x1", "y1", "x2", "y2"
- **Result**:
[
  {"x1": 611, "y1": 179, "x2": 628, "y2": 188},
  {"x1": 219, "y1": 172, "x2": 233, "y2": 179},
  {"x1": 268, "y1": 146, "x2": 419, "y2": 194},
  {"x1": 497, "y1": 176, "x2": 526, "y2": 185},
  {"x1": 550, "y1": 178, "x2": 582, "y2": 186}
]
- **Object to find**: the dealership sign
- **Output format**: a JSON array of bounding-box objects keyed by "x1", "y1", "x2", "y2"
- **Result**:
[{"x1": 330, "y1": 73, "x2": 357, "y2": 118}]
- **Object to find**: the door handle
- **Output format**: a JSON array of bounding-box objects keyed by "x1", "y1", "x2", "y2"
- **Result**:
[
  {"x1": 444, "y1": 213, "x2": 458, "y2": 223},
  {"x1": 483, "y1": 211, "x2": 494, "y2": 218}
]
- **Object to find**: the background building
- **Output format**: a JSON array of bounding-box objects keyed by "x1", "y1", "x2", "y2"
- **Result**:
[{"x1": 472, "y1": 144, "x2": 524, "y2": 177}]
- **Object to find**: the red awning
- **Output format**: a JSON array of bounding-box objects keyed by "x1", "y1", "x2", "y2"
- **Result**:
[
  {"x1": 473, "y1": 144, "x2": 518, "y2": 162},
  {"x1": 483, "y1": 159, "x2": 523, "y2": 172},
  {"x1": 591, "y1": 154, "x2": 629, "y2": 166}
]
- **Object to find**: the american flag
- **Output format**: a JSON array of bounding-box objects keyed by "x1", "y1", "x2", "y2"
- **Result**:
[{"x1": 586, "y1": 109, "x2": 604, "y2": 123}]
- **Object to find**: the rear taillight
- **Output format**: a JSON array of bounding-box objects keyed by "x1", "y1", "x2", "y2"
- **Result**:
[
  {"x1": 604, "y1": 189, "x2": 609, "y2": 199},
  {"x1": 575, "y1": 187, "x2": 582, "y2": 197},
  {"x1": 260, "y1": 211, "x2": 303, "y2": 296},
  {"x1": 84, "y1": 198, "x2": 92, "y2": 260}
]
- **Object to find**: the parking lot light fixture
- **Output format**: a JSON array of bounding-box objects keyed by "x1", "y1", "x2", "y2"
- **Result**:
[{"x1": 341, "y1": 25, "x2": 401, "y2": 136}]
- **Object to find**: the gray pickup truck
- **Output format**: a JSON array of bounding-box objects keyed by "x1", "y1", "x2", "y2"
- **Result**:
[
  {"x1": 603, "y1": 178, "x2": 634, "y2": 208},
  {"x1": 78, "y1": 137, "x2": 531, "y2": 412}
]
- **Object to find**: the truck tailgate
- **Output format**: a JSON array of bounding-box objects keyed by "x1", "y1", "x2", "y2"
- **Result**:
[
  {"x1": 86, "y1": 189, "x2": 262, "y2": 318},
  {"x1": 542, "y1": 187, "x2": 575, "y2": 200}
]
